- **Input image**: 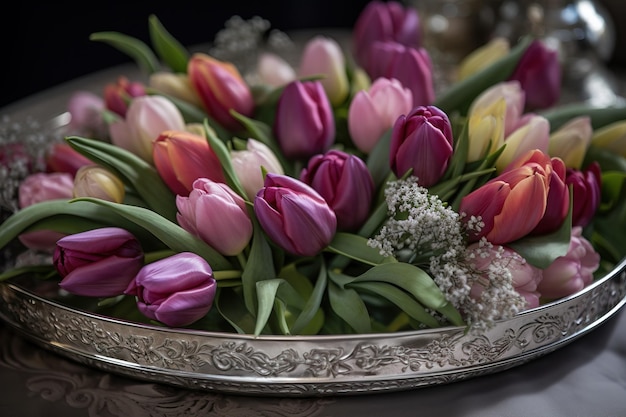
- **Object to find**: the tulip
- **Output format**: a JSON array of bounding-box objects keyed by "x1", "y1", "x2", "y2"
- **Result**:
[
  {"x1": 188, "y1": 52, "x2": 255, "y2": 131},
  {"x1": 466, "y1": 96, "x2": 506, "y2": 163},
  {"x1": 538, "y1": 226, "x2": 600, "y2": 299},
  {"x1": 300, "y1": 149, "x2": 375, "y2": 232},
  {"x1": 73, "y1": 165, "x2": 126, "y2": 203},
  {"x1": 66, "y1": 91, "x2": 107, "y2": 138},
  {"x1": 176, "y1": 178, "x2": 252, "y2": 256},
  {"x1": 496, "y1": 114, "x2": 550, "y2": 172},
  {"x1": 389, "y1": 105, "x2": 453, "y2": 187},
  {"x1": 149, "y1": 72, "x2": 202, "y2": 107},
  {"x1": 352, "y1": 1, "x2": 421, "y2": 73},
  {"x1": 469, "y1": 81, "x2": 525, "y2": 138},
  {"x1": 348, "y1": 77, "x2": 413, "y2": 154},
  {"x1": 273, "y1": 80, "x2": 335, "y2": 159},
  {"x1": 45, "y1": 142, "x2": 93, "y2": 176},
  {"x1": 460, "y1": 149, "x2": 552, "y2": 244},
  {"x1": 548, "y1": 116, "x2": 593, "y2": 169},
  {"x1": 104, "y1": 76, "x2": 146, "y2": 117},
  {"x1": 54, "y1": 227, "x2": 144, "y2": 297},
  {"x1": 531, "y1": 156, "x2": 569, "y2": 235},
  {"x1": 367, "y1": 41, "x2": 434, "y2": 107},
  {"x1": 256, "y1": 52, "x2": 296, "y2": 87},
  {"x1": 153, "y1": 130, "x2": 225, "y2": 196},
  {"x1": 125, "y1": 252, "x2": 216, "y2": 327},
  {"x1": 254, "y1": 173, "x2": 337, "y2": 256},
  {"x1": 457, "y1": 37, "x2": 510, "y2": 81},
  {"x1": 298, "y1": 36, "x2": 349, "y2": 106},
  {"x1": 108, "y1": 95, "x2": 186, "y2": 163},
  {"x1": 508, "y1": 39, "x2": 561, "y2": 110},
  {"x1": 590, "y1": 120, "x2": 626, "y2": 158},
  {"x1": 566, "y1": 162, "x2": 602, "y2": 228},
  {"x1": 230, "y1": 138, "x2": 284, "y2": 201}
]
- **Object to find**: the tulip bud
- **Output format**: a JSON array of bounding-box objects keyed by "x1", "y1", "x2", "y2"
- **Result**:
[
  {"x1": 274, "y1": 80, "x2": 335, "y2": 159},
  {"x1": 591, "y1": 120, "x2": 626, "y2": 158},
  {"x1": 19, "y1": 172, "x2": 74, "y2": 208},
  {"x1": 300, "y1": 149, "x2": 375, "y2": 232},
  {"x1": 254, "y1": 173, "x2": 337, "y2": 256},
  {"x1": 256, "y1": 52, "x2": 297, "y2": 87},
  {"x1": 153, "y1": 130, "x2": 225, "y2": 196},
  {"x1": 45, "y1": 142, "x2": 93, "y2": 176},
  {"x1": 389, "y1": 105, "x2": 453, "y2": 187},
  {"x1": 230, "y1": 138, "x2": 284, "y2": 201},
  {"x1": 470, "y1": 81, "x2": 526, "y2": 138},
  {"x1": 538, "y1": 226, "x2": 600, "y2": 299},
  {"x1": 457, "y1": 37, "x2": 510, "y2": 81},
  {"x1": 109, "y1": 95, "x2": 186, "y2": 163},
  {"x1": 531, "y1": 157, "x2": 569, "y2": 235},
  {"x1": 548, "y1": 116, "x2": 593, "y2": 169},
  {"x1": 298, "y1": 36, "x2": 350, "y2": 106},
  {"x1": 496, "y1": 114, "x2": 550, "y2": 172},
  {"x1": 125, "y1": 252, "x2": 217, "y2": 327},
  {"x1": 104, "y1": 76, "x2": 146, "y2": 117},
  {"x1": 348, "y1": 77, "x2": 413, "y2": 154},
  {"x1": 66, "y1": 91, "x2": 108, "y2": 138},
  {"x1": 188, "y1": 52, "x2": 255, "y2": 131},
  {"x1": 149, "y1": 72, "x2": 202, "y2": 107},
  {"x1": 467, "y1": 97, "x2": 507, "y2": 163},
  {"x1": 54, "y1": 227, "x2": 144, "y2": 297},
  {"x1": 566, "y1": 162, "x2": 602, "y2": 228},
  {"x1": 176, "y1": 178, "x2": 252, "y2": 256},
  {"x1": 73, "y1": 165, "x2": 126, "y2": 203}
]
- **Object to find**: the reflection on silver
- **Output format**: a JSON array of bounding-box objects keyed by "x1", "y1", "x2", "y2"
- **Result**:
[{"x1": 1, "y1": 258, "x2": 624, "y2": 397}]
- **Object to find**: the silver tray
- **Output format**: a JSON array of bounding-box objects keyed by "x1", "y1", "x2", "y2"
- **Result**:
[{"x1": 1, "y1": 257, "x2": 625, "y2": 397}]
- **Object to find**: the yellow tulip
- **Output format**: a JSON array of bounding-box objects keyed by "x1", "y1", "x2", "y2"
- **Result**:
[
  {"x1": 467, "y1": 97, "x2": 506, "y2": 163},
  {"x1": 73, "y1": 165, "x2": 125, "y2": 203},
  {"x1": 548, "y1": 116, "x2": 592, "y2": 169},
  {"x1": 591, "y1": 120, "x2": 626, "y2": 158},
  {"x1": 457, "y1": 37, "x2": 510, "y2": 81}
]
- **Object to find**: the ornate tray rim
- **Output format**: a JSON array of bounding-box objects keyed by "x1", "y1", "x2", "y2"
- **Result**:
[{"x1": 1, "y1": 257, "x2": 625, "y2": 397}]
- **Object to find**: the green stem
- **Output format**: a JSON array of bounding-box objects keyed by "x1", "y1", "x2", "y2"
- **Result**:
[
  {"x1": 214, "y1": 270, "x2": 243, "y2": 280},
  {"x1": 144, "y1": 249, "x2": 175, "y2": 263}
]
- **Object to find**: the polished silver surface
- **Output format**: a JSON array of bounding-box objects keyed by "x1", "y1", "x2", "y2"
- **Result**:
[{"x1": 1, "y1": 258, "x2": 624, "y2": 396}]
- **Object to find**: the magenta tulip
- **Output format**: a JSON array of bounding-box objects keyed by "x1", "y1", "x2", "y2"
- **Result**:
[
  {"x1": 300, "y1": 149, "x2": 374, "y2": 232},
  {"x1": 45, "y1": 142, "x2": 93, "y2": 177},
  {"x1": 254, "y1": 173, "x2": 337, "y2": 256},
  {"x1": 389, "y1": 105, "x2": 453, "y2": 187},
  {"x1": 566, "y1": 162, "x2": 602, "y2": 228},
  {"x1": 54, "y1": 227, "x2": 144, "y2": 297},
  {"x1": 125, "y1": 252, "x2": 217, "y2": 327},
  {"x1": 273, "y1": 80, "x2": 335, "y2": 160}
]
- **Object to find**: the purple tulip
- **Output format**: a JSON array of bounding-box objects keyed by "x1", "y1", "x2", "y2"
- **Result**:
[
  {"x1": 273, "y1": 81, "x2": 335, "y2": 160},
  {"x1": 254, "y1": 173, "x2": 337, "y2": 256},
  {"x1": 389, "y1": 105, "x2": 453, "y2": 187},
  {"x1": 54, "y1": 227, "x2": 144, "y2": 297},
  {"x1": 300, "y1": 150, "x2": 375, "y2": 232},
  {"x1": 125, "y1": 252, "x2": 217, "y2": 327},
  {"x1": 566, "y1": 162, "x2": 602, "y2": 228}
]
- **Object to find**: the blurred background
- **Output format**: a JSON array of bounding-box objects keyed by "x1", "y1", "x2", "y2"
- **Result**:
[{"x1": 1, "y1": 0, "x2": 624, "y2": 108}]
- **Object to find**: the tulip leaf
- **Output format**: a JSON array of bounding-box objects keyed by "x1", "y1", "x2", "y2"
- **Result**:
[
  {"x1": 148, "y1": 14, "x2": 189, "y2": 73},
  {"x1": 591, "y1": 171, "x2": 626, "y2": 263},
  {"x1": 326, "y1": 232, "x2": 395, "y2": 267},
  {"x1": 215, "y1": 287, "x2": 256, "y2": 334},
  {"x1": 254, "y1": 279, "x2": 283, "y2": 335},
  {"x1": 282, "y1": 262, "x2": 327, "y2": 335},
  {"x1": 241, "y1": 220, "x2": 277, "y2": 315},
  {"x1": 366, "y1": 128, "x2": 393, "y2": 189},
  {"x1": 90, "y1": 31, "x2": 160, "y2": 74},
  {"x1": 540, "y1": 103, "x2": 626, "y2": 132},
  {"x1": 584, "y1": 146, "x2": 626, "y2": 174},
  {"x1": 71, "y1": 197, "x2": 233, "y2": 270},
  {"x1": 0, "y1": 265, "x2": 57, "y2": 282},
  {"x1": 65, "y1": 136, "x2": 177, "y2": 222},
  {"x1": 327, "y1": 279, "x2": 372, "y2": 334}
]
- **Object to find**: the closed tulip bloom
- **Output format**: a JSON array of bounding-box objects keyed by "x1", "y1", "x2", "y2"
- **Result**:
[
  {"x1": 460, "y1": 149, "x2": 552, "y2": 245},
  {"x1": 348, "y1": 77, "x2": 413, "y2": 153},
  {"x1": 531, "y1": 157, "x2": 569, "y2": 235},
  {"x1": 591, "y1": 120, "x2": 626, "y2": 158},
  {"x1": 104, "y1": 76, "x2": 146, "y2": 117},
  {"x1": 367, "y1": 41, "x2": 435, "y2": 107},
  {"x1": 300, "y1": 149, "x2": 375, "y2": 232},
  {"x1": 45, "y1": 142, "x2": 93, "y2": 176},
  {"x1": 467, "y1": 97, "x2": 506, "y2": 163},
  {"x1": 176, "y1": 178, "x2": 252, "y2": 256},
  {"x1": 298, "y1": 36, "x2": 349, "y2": 106},
  {"x1": 153, "y1": 130, "x2": 225, "y2": 196},
  {"x1": 19, "y1": 172, "x2": 74, "y2": 208},
  {"x1": 230, "y1": 138, "x2": 284, "y2": 201},
  {"x1": 66, "y1": 91, "x2": 108, "y2": 138},
  {"x1": 509, "y1": 40, "x2": 561, "y2": 110},
  {"x1": 566, "y1": 162, "x2": 602, "y2": 228},
  {"x1": 389, "y1": 105, "x2": 453, "y2": 187},
  {"x1": 496, "y1": 114, "x2": 550, "y2": 172},
  {"x1": 352, "y1": 1, "x2": 421, "y2": 73},
  {"x1": 548, "y1": 116, "x2": 593, "y2": 169},
  {"x1": 125, "y1": 252, "x2": 217, "y2": 327},
  {"x1": 72, "y1": 165, "x2": 126, "y2": 203},
  {"x1": 149, "y1": 72, "x2": 202, "y2": 107},
  {"x1": 254, "y1": 173, "x2": 337, "y2": 256},
  {"x1": 109, "y1": 95, "x2": 186, "y2": 163},
  {"x1": 470, "y1": 81, "x2": 525, "y2": 138},
  {"x1": 274, "y1": 81, "x2": 335, "y2": 159},
  {"x1": 188, "y1": 53, "x2": 254, "y2": 131},
  {"x1": 54, "y1": 227, "x2": 144, "y2": 297},
  {"x1": 457, "y1": 37, "x2": 510, "y2": 81},
  {"x1": 538, "y1": 226, "x2": 600, "y2": 299},
  {"x1": 257, "y1": 52, "x2": 296, "y2": 87}
]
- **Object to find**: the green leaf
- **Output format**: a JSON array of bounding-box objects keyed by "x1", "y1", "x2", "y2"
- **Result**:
[
  {"x1": 284, "y1": 261, "x2": 327, "y2": 334},
  {"x1": 584, "y1": 146, "x2": 626, "y2": 174},
  {"x1": 215, "y1": 287, "x2": 256, "y2": 334},
  {"x1": 540, "y1": 103, "x2": 626, "y2": 132},
  {"x1": 366, "y1": 128, "x2": 393, "y2": 189},
  {"x1": 328, "y1": 279, "x2": 372, "y2": 334},
  {"x1": 241, "y1": 220, "x2": 277, "y2": 314},
  {"x1": 255, "y1": 279, "x2": 284, "y2": 335},
  {"x1": 0, "y1": 265, "x2": 57, "y2": 282},
  {"x1": 66, "y1": 136, "x2": 177, "y2": 222},
  {"x1": 148, "y1": 15, "x2": 189, "y2": 73},
  {"x1": 326, "y1": 232, "x2": 395, "y2": 267},
  {"x1": 90, "y1": 31, "x2": 160, "y2": 74}
]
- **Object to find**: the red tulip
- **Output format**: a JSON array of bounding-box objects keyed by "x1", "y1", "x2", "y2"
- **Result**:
[{"x1": 566, "y1": 162, "x2": 602, "y2": 228}]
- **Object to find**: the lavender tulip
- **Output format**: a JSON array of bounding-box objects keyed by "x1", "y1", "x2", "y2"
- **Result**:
[
  {"x1": 254, "y1": 173, "x2": 337, "y2": 256},
  {"x1": 300, "y1": 150, "x2": 374, "y2": 232},
  {"x1": 54, "y1": 227, "x2": 144, "y2": 297},
  {"x1": 125, "y1": 252, "x2": 217, "y2": 327}
]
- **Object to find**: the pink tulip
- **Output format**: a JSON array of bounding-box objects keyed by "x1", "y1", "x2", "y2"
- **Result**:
[
  {"x1": 348, "y1": 77, "x2": 413, "y2": 153},
  {"x1": 496, "y1": 114, "x2": 550, "y2": 172},
  {"x1": 254, "y1": 173, "x2": 337, "y2": 256},
  {"x1": 273, "y1": 80, "x2": 335, "y2": 159},
  {"x1": 566, "y1": 162, "x2": 602, "y2": 228},
  {"x1": 104, "y1": 76, "x2": 146, "y2": 117},
  {"x1": 257, "y1": 52, "x2": 296, "y2": 87},
  {"x1": 188, "y1": 53, "x2": 254, "y2": 131},
  {"x1": 45, "y1": 142, "x2": 93, "y2": 176},
  {"x1": 54, "y1": 227, "x2": 144, "y2": 297},
  {"x1": 538, "y1": 226, "x2": 600, "y2": 299},
  {"x1": 230, "y1": 138, "x2": 284, "y2": 201},
  {"x1": 108, "y1": 95, "x2": 186, "y2": 163},
  {"x1": 66, "y1": 91, "x2": 107, "y2": 138},
  {"x1": 153, "y1": 130, "x2": 226, "y2": 196},
  {"x1": 531, "y1": 156, "x2": 569, "y2": 235},
  {"x1": 298, "y1": 36, "x2": 349, "y2": 106},
  {"x1": 125, "y1": 252, "x2": 216, "y2": 327},
  {"x1": 389, "y1": 105, "x2": 453, "y2": 187},
  {"x1": 176, "y1": 178, "x2": 252, "y2": 256},
  {"x1": 300, "y1": 149, "x2": 374, "y2": 232}
]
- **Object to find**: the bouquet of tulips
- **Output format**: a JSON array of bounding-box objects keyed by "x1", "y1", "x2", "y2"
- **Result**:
[{"x1": 1, "y1": 1, "x2": 626, "y2": 336}]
